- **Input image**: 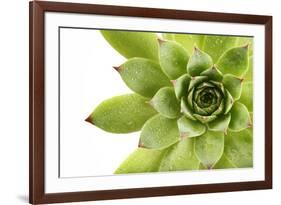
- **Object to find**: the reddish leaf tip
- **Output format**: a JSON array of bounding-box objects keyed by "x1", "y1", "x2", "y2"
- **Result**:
[
  {"x1": 171, "y1": 80, "x2": 177, "y2": 86},
  {"x1": 85, "y1": 115, "x2": 93, "y2": 124},
  {"x1": 212, "y1": 65, "x2": 218, "y2": 70},
  {"x1": 147, "y1": 100, "x2": 154, "y2": 108},
  {"x1": 247, "y1": 121, "x2": 253, "y2": 128},
  {"x1": 242, "y1": 44, "x2": 249, "y2": 50},
  {"x1": 224, "y1": 129, "x2": 228, "y2": 135},
  {"x1": 157, "y1": 38, "x2": 166, "y2": 45},
  {"x1": 194, "y1": 46, "x2": 200, "y2": 52},
  {"x1": 180, "y1": 132, "x2": 188, "y2": 140},
  {"x1": 207, "y1": 165, "x2": 213, "y2": 170},
  {"x1": 138, "y1": 140, "x2": 146, "y2": 148},
  {"x1": 113, "y1": 66, "x2": 121, "y2": 72}
]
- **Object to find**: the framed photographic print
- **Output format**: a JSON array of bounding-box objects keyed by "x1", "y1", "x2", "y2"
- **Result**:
[{"x1": 29, "y1": 1, "x2": 272, "y2": 204}]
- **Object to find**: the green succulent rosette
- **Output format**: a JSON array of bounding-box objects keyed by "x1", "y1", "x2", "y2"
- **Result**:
[{"x1": 86, "y1": 31, "x2": 253, "y2": 173}]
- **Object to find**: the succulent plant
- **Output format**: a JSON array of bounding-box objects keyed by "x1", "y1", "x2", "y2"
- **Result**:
[{"x1": 86, "y1": 31, "x2": 253, "y2": 173}]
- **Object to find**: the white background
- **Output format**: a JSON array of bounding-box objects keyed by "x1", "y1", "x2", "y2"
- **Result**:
[
  {"x1": 0, "y1": 0, "x2": 279, "y2": 204},
  {"x1": 59, "y1": 28, "x2": 135, "y2": 177}
]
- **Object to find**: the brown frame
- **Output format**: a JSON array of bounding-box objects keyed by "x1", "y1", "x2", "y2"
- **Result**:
[{"x1": 29, "y1": 1, "x2": 272, "y2": 204}]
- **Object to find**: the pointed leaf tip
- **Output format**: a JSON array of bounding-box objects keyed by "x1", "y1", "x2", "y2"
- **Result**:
[
  {"x1": 118, "y1": 58, "x2": 171, "y2": 97},
  {"x1": 147, "y1": 100, "x2": 154, "y2": 108},
  {"x1": 171, "y1": 80, "x2": 177, "y2": 86},
  {"x1": 157, "y1": 38, "x2": 166, "y2": 45},
  {"x1": 216, "y1": 45, "x2": 249, "y2": 77},
  {"x1": 159, "y1": 40, "x2": 189, "y2": 79},
  {"x1": 113, "y1": 66, "x2": 121, "y2": 72},
  {"x1": 90, "y1": 94, "x2": 157, "y2": 133},
  {"x1": 247, "y1": 121, "x2": 253, "y2": 128},
  {"x1": 101, "y1": 30, "x2": 159, "y2": 61},
  {"x1": 243, "y1": 43, "x2": 249, "y2": 49},
  {"x1": 202, "y1": 35, "x2": 237, "y2": 63},
  {"x1": 187, "y1": 47, "x2": 213, "y2": 76},
  {"x1": 85, "y1": 115, "x2": 93, "y2": 124},
  {"x1": 138, "y1": 140, "x2": 146, "y2": 148},
  {"x1": 194, "y1": 130, "x2": 224, "y2": 168},
  {"x1": 180, "y1": 132, "x2": 188, "y2": 140},
  {"x1": 200, "y1": 65, "x2": 223, "y2": 82}
]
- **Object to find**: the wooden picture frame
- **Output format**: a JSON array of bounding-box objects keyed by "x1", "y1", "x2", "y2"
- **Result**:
[{"x1": 29, "y1": 1, "x2": 272, "y2": 204}]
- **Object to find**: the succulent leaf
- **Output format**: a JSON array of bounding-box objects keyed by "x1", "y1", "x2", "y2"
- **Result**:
[
  {"x1": 210, "y1": 81, "x2": 225, "y2": 95},
  {"x1": 200, "y1": 66, "x2": 223, "y2": 82},
  {"x1": 222, "y1": 74, "x2": 243, "y2": 100},
  {"x1": 150, "y1": 87, "x2": 181, "y2": 119},
  {"x1": 212, "y1": 99, "x2": 225, "y2": 115},
  {"x1": 202, "y1": 35, "x2": 237, "y2": 63},
  {"x1": 181, "y1": 98, "x2": 196, "y2": 120},
  {"x1": 161, "y1": 33, "x2": 175, "y2": 41},
  {"x1": 173, "y1": 74, "x2": 191, "y2": 99},
  {"x1": 118, "y1": 58, "x2": 171, "y2": 98},
  {"x1": 224, "y1": 90, "x2": 234, "y2": 114},
  {"x1": 208, "y1": 114, "x2": 231, "y2": 133},
  {"x1": 159, "y1": 138, "x2": 200, "y2": 171},
  {"x1": 140, "y1": 114, "x2": 180, "y2": 149},
  {"x1": 115, "y1": 148, "x2": 166, "y2": 174},
  {"x1": 187, "y1": 47, "x2": 213, "y2": 76},
  {"x1": 164, "y1": 34, "x2": 205, "y2": 55},
  {"x1": 213, "y1": 154, "x2": 236, "y2": 169},
  {"x1": 158, "y1": 40, "x2": 189, "y2": 79},
  {"x1": 244, "y1": 56, "x2": 253, "y2": 82},
  {"x1": 224, "y1": 128, "x2": 253, "y2": 167},
  {"x1": 236, "y1": 37, "x2": 253, "y2": 56},
  {"x1": 217, "y1": 45, "x2": 249, "y2": 77},
  {"x1": 188, "y1": 76, "x2": 208, "y2": 91},
  {"x1": 193, "y1": 102, "x2": 209, "y2": 116},
  {"x1": 229, "y1": 102, "x2": 251, "y2": 131},
  {"x1": 101, "y1": 30, "x2": 159, "y2": 61},
  {"x1": 95, "y1": 31, "x2": 254, "y2": 174},
  {"x1": 177, "y1": 116, "x2": 206, "y2": 138},
  {"x1": 193, "y1": 114, "x2": 217, "y2": 124},
  {"x1": 239, "y1": 82, "x2": 253, "y2": 112},
  {"x1": 195, "y1": 130, "x2": 224, "y2": 168},
  {"x1": 87, "y1": 94, "x2": 157, "y2": 133},
  {"x1": 187, "y1": 87, "x2": 195, "y2": 108},
  {"x1": 198, "y1": 163, "x2": 208, "y2": 169}
]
